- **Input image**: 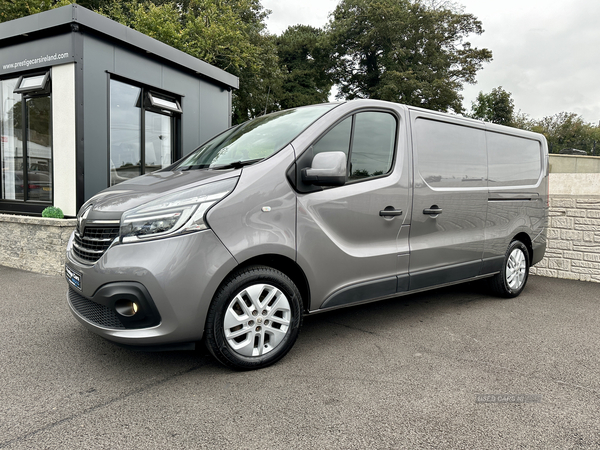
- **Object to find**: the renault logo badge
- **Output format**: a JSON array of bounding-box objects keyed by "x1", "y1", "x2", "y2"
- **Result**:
[{"x1": 77, "y1": 205, "x2": 92, "y2": 234}]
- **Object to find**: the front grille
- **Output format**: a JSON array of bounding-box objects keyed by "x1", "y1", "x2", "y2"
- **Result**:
[
  {"x1": 72, "y1": 226, "x2": 120, "y2": 263},
  {"x1": 68, "y1": 288, "x2": 125, "y2": 329}
]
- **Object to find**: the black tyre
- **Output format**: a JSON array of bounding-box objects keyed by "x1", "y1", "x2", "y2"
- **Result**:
[
  {"x1": 204, "y1": 265, "x2": 303, "y2": 370},
  {"x1": 489, "y1": 240, "x2": 530, "y2": 298}
]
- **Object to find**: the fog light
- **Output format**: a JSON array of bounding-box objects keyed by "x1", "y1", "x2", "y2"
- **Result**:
[{"x1": 115, "y1": 299, "x2": 139, "y2": 317}]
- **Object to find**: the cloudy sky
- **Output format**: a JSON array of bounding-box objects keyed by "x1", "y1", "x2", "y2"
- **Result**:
[{"x1": 261, "y1": 0, "x2": 600, "y2": 124}]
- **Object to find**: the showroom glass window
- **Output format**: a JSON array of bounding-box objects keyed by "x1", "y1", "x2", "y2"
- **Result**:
[
  {"x1": 110, "y1": 78, "x2": 181, "y2": 185},
  {"x1": 1, "y1": 72, "x2": 52, "y2": 203}
]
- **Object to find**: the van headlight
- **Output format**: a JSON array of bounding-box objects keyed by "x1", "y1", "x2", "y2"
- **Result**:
[{"x1": 120, "y1": 177, "x2": 238, "y2": 243}]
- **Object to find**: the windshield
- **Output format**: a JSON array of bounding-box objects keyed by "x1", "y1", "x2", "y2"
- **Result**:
[{"x1": 175, "y1": 104, "x2": 338, "y2": 170}]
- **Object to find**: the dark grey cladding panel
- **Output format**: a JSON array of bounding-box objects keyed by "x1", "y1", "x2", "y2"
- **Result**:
[
  {"x1": 81, "y1": 34, "x2": 111, "y2": 204},
  {"x1": 0, "y1": 33, "x2": 74, "y2": 76},
  {"x1": 80, "y1": 33, "x2": 231, "y2": 202},
  {"x1": 74, "y1": 6, "x2": 238, "y2": 89},
  {"x1": 0, "y1": 4, "x2": 238, "y2": 90},
  {"x1": 114, "y1": 46, "x2": 163, "y2": 88},
  {"x1": 0, "y1": 6, "x2": 74, "y2": 39},
  {"x1": 197, "y1": 82, "x2": 231, "y2": 153}
]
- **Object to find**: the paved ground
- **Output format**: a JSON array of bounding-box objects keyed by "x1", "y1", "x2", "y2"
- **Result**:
[{"x1": 1, "y1": 264, "x2": 599, "y2": 449}]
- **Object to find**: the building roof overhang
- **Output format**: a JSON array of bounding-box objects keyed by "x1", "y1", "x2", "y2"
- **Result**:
[{"x1": 0, "y1": 5, "x2": 239, "y2": 90}]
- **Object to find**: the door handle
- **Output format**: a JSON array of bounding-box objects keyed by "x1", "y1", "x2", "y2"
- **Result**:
[
  {"x1": 423, "y1": 206, "x2": 443, "y2": 215},
  {"x1": 379, "y1": 208, "x2": 403, "y2": 217}
]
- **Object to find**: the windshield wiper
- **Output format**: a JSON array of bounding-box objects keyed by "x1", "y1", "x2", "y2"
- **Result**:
[{"x1": 210, "y1": 159, "x2": 263, "y2": 170}]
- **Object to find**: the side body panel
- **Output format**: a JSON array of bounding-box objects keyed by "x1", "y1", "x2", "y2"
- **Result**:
[
  {"x1": 482, "y1": 123, "x2": 549, "y2": 270},
  {"x1": 207, "y1": 146, "x2": 298, "y2": 264},
  {"x1": 408, "y1": 111, "x2": 488, "y2": 289},
  {"x1": 407, "y1": 108, "x2": 548, "y2": 290},
  {"x1": 293, "y1": 102, "x2": 413, "y2": 311}
]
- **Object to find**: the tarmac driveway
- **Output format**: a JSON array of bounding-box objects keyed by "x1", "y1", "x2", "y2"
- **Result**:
[{"x1": 1, "y1": 265, "x2": 599, "y2": 449}]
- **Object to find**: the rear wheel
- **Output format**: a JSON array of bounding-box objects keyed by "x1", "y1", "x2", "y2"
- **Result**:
[
  {"x1": 489, "y1": 240, "x2": 530, "y2": 298},
  {"x1": 205, "y1": 266, "x2": 302, "y2": 370}
]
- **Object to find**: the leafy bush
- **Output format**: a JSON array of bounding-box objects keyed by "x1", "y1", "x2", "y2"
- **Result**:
[{"x1": 42, "y1": 206, "x2": 64, "y2": 219}]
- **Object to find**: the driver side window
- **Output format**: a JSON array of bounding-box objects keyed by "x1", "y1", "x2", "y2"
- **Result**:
[
  {"x1": 313, "y1": 111, "x2": 397, "y2": 182},
  {"x1": 313, "y1": 116, "x2": 352, "y2": 158}
]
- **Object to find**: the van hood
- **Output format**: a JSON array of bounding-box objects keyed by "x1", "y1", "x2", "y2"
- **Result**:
[{"x1": 82, "y1": 169, "x2": 241, "y2": 220}]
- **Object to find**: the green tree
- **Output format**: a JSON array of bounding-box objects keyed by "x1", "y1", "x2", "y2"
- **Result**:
[
  {"x1": 0, "y1": 0, "x2": 143, "y2": 22},
  {"x1": 470, "y1": 86, "x2": 515, "y2": 125},
  {"x1": 328, "y1": 0, "x2": 492, "y2": 113},
  {"x1": 530, "y1": 112, "x2": 599, "y2": 154},
  {"x1": 511, "y1": 110, "x2": 535, "y2": 131},
  {"x1": 0, "y1": 0, "x2": 64, "y2": 21},
  {"x1": 101, "y1": 1, "x2": 183, "y2": 49},
  {"x1": 276, "y1": 25, "x2": 334, "y2": 110},
  {"x1": 230, "y1": 33, "x2": 283, "y2": 123},
  {"x1": 0, "y1": 0, "x2": 207, "y2": 23}
]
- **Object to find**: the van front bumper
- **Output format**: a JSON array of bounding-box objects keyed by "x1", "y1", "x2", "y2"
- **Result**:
[{"x1": 65, "y1": 229, "x2": 238, "y2": 347}]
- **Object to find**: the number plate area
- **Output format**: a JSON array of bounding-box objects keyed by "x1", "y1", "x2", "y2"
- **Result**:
[{"x1": 65, "y1": 265, "x2": 82, "y2": 291}]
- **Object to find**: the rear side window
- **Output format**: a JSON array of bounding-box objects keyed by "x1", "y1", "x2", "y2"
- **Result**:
[
  {"x1": 313, "y1": 111, "x2": 397, "y2": 182},
  {"x1": 414, "y1": 118, "x2": 487, "y2": 188},
  {"x1": 487, "y1": 132, "x2": 542, "y2": 186}
]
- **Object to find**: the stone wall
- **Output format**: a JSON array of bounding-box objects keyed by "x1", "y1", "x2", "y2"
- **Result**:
[
  {"x1": 549, "y1": 154, "x2": 600, "y2": 173},
  {"x1": 530, "y1": 197, "x2": 600, "y2": 283},
  {"x1": 0, "y1": 214, "x2": 76, "y2": 276}
]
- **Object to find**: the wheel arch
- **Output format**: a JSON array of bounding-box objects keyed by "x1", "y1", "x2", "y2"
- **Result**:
[
  {"x1": 512, "y1": 232, "x2": 533, "y2": 264},
  {"x1": 218, "y1": 254, "x2": 311, "y2": 313}
]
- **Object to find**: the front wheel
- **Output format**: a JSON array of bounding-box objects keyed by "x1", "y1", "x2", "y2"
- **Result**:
[
  {"x1": 489, "y1": 240, "x2": 530, "y2": 298},
  {"x1": 204, "y1": 266, "x2": 303, "y2": 370}
]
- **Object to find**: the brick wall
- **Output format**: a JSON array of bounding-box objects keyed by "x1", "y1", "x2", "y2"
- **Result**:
[
  {"x1": 0, "y1": 214, "x2": 76, "y2": 276},
  {"x1": 530, "y1": 197, "x2": 600, "y2": 283}
]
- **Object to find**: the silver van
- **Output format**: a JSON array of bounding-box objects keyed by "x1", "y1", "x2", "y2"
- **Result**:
[{"x1": 65, "y1": 100, "x2": 548, "y2": 370}]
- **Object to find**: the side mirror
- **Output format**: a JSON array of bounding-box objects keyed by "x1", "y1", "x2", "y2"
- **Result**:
[{"x1": 301, "y1": 151, "x2": 347, "y2": 186}]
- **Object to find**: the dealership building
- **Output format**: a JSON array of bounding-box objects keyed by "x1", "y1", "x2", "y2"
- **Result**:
[{"x1": 0, "y1": 5, "x2": 238, "y2": 217}]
